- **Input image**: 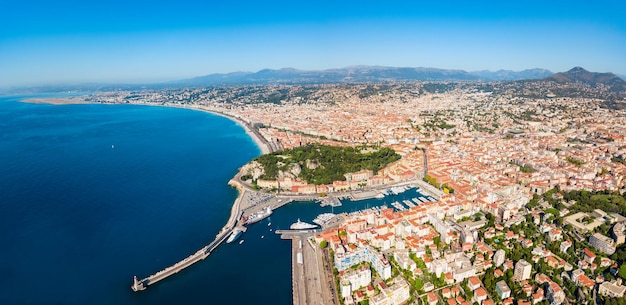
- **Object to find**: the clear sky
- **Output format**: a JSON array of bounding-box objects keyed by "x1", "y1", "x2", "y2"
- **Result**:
[{"x1": 1, "y1": 0, "x2": 625, "y2": 87}]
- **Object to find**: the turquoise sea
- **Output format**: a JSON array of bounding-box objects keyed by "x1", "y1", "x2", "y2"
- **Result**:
[{"x1": 0, "y1": 94, "x2": 428, "y2": 305}]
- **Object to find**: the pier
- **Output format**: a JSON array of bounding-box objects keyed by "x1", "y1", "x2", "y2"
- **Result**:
[
  {"x1": 132, "y1": 220, "x2": 234, "y2": 291},
  {"x1": 131, "y1": 182, "x2": 247, "y2": 291}
]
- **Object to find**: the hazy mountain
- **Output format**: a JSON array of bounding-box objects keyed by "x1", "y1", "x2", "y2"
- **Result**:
[
  {"x1": 471, "y1": 68, "x2": 553, "y2": 81},
  {"x1": 545, "y1": 67, "x2": 626, "y2": 93},
  {"x1": 178, "y1": 66, "x2": 487, "y2": 86},
  {"x1": 5, "y1": 66, "x2": 624, "y2": 94}
]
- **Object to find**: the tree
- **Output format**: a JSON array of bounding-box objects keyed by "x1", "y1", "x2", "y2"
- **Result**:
[
  {"x1": 320, "y1": 240, "x2": 328, "y2": 248},
  {"x1": 482, "y1": 269, "x2": 495, "y2": 290},
  {"x1": 619, "y1": 265, "x2": 626, "y2": 280}
]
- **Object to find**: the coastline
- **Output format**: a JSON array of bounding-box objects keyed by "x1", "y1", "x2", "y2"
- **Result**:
[{"x1": 190, "y1": 105, "x2": 272, "y2": 155}]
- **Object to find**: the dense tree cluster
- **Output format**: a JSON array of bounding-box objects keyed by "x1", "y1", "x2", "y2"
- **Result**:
[
  {"x1": 563, "y1": 189, "x2": 626, "y2": 216},
  {"x1": 253, "y1": 143, "x2": 401, "y2": 185}
]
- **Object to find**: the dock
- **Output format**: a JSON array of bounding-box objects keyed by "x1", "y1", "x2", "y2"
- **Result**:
[{"x1": 287, "y1": 235, "x2": 334, "y2": 305}]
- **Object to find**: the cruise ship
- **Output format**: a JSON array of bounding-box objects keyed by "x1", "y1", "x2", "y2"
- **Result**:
[
  {"x1": 290, "y1": 219, "x2": 317, "y2": 230},
  {"x1": 245, "y1": 206, "x2": 273, "y2": 225},
  {"x1": 226, "y1": 228, "x2": 244, "y2": 243}
]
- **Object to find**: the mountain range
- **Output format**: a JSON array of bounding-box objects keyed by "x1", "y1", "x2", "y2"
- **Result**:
[
  {"x1": 3, "y1": 66, "x2": 626, "y2": 95},
  {"x1": 177, "y1": 66, "x2": 554, "y2": 86}
]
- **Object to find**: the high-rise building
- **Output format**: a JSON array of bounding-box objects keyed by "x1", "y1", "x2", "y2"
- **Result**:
[{"x1": 514, "y1": 259, "x2": 532, "y2": 281}]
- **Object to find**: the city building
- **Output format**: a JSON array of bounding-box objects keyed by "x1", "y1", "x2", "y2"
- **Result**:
[
  {"x1": 495, "y1": 280, "x2": 511, "y2": 299},
  {"x1": 514, "y1": 259, "x2": 532, "y2": 281},
  {"x1": 612, "y1": 222, "x2": 625, "y2": 245},
  {"x1": 546, "y1": 281, "x2": 565, "y2": 305},
  {"x1": 583, "y1": 248, "x2": 596, "y2": 264},
  {"x1": 588, "y1": 233, "x2": 616, "y2": 255},
  {"x1": 369, "y1": 248, "x2": 392, "y2": 280},
  {"x1": 599, "y1": 279, "x2": 626, "y2": 298},
  {"x1": 493, "y1": 249, "x2": 505, "y2": 267},
  {"x1": 341, "y1": 266, "x2": 372, "y2": 292},
  {"x1": 369, "y1": 277, "x2": 410, "y2": 305}
]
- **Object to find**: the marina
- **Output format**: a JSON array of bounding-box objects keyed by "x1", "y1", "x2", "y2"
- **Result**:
[{"x1": 391, "y1": 201, "x2": 406, "y2": 211}]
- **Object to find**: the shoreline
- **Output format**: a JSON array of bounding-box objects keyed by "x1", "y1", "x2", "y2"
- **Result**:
[{"x1": 189, "y1": 105, "x2": 272, "y2": 155}]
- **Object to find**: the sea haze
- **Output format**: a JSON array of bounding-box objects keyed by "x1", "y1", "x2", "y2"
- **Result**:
[{"x1": 0, "y1": 95, "x2": 429, "y2": 304}]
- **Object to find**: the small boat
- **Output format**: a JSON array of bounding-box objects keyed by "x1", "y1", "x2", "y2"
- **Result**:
[
  {"x1": 261, "y1": 235, "x2": 264, "y2": 239},
  {"x1": 239, "y1": 239, "x2": 244, "y2": 245},
  {"x1": 268, "y1": 222, "x2": 272, "y2": 226}
]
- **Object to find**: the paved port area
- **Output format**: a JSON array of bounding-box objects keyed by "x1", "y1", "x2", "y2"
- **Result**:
[{"x1": 291, "y1": 236, "x2": 334, "y2": 305}]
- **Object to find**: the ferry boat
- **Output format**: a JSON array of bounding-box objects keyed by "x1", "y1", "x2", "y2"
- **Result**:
[
  {"x1": 290, "y1": 219, "x2": 317, "y2": 230},
  {"x1": 226, "y1": 228, "x2": 244, "y2": 244},
  {"x1": 245, "y1": 207, "x2": 273, "y2": 225}
]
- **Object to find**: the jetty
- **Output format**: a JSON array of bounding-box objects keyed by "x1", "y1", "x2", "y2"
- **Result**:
[
  {"x1": 131, "y1": 181, "x2": 247, "y2": 291},
  {"x1": 132, "y1": 230, "x2": 231, "y2": 291}
]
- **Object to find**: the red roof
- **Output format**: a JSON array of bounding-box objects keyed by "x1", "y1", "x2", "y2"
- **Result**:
[
  {"x1": 469, "y1": 276, "x2": 482, "y2": 286},
  {"x1": 584, "y1": 248, "x2": 596, "y2": 258}
]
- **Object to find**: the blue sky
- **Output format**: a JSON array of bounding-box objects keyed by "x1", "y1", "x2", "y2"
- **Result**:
[{"x1": 1, "y1": 0, "x2": 625, "y2": 87}]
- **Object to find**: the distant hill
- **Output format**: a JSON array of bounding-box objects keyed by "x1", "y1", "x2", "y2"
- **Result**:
[
  {"x1": 545, "y1": 67, "x2": 626, "y2": 93},
  {"x1": 513, "y1": 67, "x2": 626, "y2": 107},
  {"x1": 471, "y1": 68, "x2": 553, "y2": 81},
  {"x1": 177, "y1": 66, "x2": 558, "y2": 86},
  {"x1": 177, "y1": 66, "x2": 485, "y2": 86}
]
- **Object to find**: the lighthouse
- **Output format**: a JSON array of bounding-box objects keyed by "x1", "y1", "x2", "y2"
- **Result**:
[{"x1": 132, "y1": 276, "x2": 139, "y2": 291}]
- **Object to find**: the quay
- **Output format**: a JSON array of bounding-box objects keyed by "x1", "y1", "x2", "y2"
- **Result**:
[{"x1": 287, "y1": 234, "x2": 335, "y2": 305}]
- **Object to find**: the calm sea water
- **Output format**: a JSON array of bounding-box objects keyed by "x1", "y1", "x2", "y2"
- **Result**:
[{"x1": 0, "y1": 94, "x2": 428, "y2": 305}]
